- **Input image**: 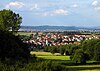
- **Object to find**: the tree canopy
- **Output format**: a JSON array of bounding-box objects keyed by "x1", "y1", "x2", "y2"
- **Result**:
[
  {"x1": 94, "y1": 42, "x2": 100, "y2": 61},
  {"x1": 0, "y1": 9, "x2": 22, "y2": 32},
  {"x1": 81, "y1": 39, "x2": 100, "y2": 60},
  {"x1": 0, "y1": 30, "x2": 30, "y2": 62},
  {"x1": 72, "y1": 49, "x2": 87, "y2": 64}
]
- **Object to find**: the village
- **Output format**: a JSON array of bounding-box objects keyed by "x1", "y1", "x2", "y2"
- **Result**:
[{"x1": 23, "y1": 31, "x2": 100, "y2": 48}]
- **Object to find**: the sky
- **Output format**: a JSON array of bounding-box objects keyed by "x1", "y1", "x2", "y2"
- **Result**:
[{"x1": 0, "y1": 0, "x2": 100, "y2": 27}]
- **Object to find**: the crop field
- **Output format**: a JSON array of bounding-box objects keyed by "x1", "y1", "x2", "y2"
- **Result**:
[{"x1": 31, "y1": 51, "x2": 100, "y2": 71}]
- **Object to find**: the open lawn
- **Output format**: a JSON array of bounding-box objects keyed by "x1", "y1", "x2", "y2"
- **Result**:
[{"x1": 31, "y1": 51, "x2": 100, "y2": 71}]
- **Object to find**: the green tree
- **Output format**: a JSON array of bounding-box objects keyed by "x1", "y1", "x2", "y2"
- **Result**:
[
  {"x1": 0, "y1": 9, "x2": 22, "y2": 33},
  {"x1": 69, "y1": 44, "x2": 78, "y2": 55},
  {"x1": 94, "y1": 42, "x2": 100, "y2": 61},
  {"x1": 72, "y1": 49, "x2": 87, "y2": 64},
  {"x1": 59, "y1": 45, "x2": 66, "y2": 55},
  {"x1": 81, "y1": 39, "x2": 100, "y2": 60},
  {"x1": 50, "y1": 46, "x2": 57, "y2": 54}
]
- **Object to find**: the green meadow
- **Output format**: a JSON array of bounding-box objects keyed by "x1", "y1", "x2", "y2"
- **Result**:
[
  {"x1": 31, "y1": 52, "x2": 70, "y2": 60},
  {"x1": 17, "y1": 32, "x2": 35, "y2": 36}
]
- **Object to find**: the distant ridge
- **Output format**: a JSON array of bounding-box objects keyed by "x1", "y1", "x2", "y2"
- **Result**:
[{"x1": 19, "y1": 26, "x2": 100, "y2": 32}]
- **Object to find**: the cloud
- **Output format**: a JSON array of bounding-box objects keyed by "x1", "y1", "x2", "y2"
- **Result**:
[
  {"x1": 5, "y1": 1, "x2": 24, "y2": 9},
  {"x1": 71, "y1": 4, "x2": 78, "y2": 8},
  {"x1": 92, "y1": 1, "x2": 98, "y2": 6},
  {"x1": 53, "y1": 9, "x2": 68, "y2": 15},
  {"x1": 92, "y1": 1, "x2": 100, "y2": 11},
  {"x1": 30, "y1": 4, "x2": 39, "y2": 10},
  {"x1": 94, "y1": 6, "x2": 100, "y2": 10},
  {"x1": 42, "y1": 9, "x2": 69, "y2": 16}
]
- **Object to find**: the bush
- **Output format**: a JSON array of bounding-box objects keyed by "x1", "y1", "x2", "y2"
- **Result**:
[{"x1": 32, "y1": 60, "x2": 67, "y2": 71}]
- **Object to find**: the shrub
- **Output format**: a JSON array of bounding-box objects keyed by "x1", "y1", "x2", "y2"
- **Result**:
[{"x1": 34, "y1": 60, "x2": 67, "y2": 71}]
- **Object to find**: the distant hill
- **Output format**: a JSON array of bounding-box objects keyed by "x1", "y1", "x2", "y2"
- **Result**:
[{"x1": 19, "y1": 26, "x2": 100, "y2": 32}]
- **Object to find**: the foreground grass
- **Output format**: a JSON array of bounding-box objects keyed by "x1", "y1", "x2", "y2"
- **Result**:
[{"x1": 67, "y1": 65, "x2": 100, "y2": 71}]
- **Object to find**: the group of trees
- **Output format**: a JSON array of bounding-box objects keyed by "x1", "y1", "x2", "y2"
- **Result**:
[
  {"x1": 0, "y1": 9, "x2": 30, "y2": 63},
  {"x1": 70, "y1": 39, "x2": 100, "y2": 63},
  {"x1": 44, "y1": 44, "x2": 79, "y2": 56}
]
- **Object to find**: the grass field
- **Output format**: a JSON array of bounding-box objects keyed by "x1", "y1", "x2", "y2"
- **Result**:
[
  {"x1": 31, "y1": 52, "x2": 70, "y2": 60},
  {"x1": 31, "y1": 52, "x2": 60, "y2": 56},
  {"x1": 17, "y1": 32, "x2": 36, "y2": 36},
  {"x1": 31, "y1": 51, "x2": 100, "y2": 71},
  {"x1": 38, "y1": 56, "x2": 70, "y2": 60},
  {"x1": 67, "y1": 65, "x2": 100, "y2": 71}
]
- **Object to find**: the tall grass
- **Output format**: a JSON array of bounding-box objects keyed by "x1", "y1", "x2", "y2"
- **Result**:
[{"x1": 0, "y1": 59, "x2": 68, "y2": 71}]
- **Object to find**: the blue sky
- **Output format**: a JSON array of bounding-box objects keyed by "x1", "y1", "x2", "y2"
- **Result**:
[{"x1": 0, "y1": 0, "x2": 100, "y2": 27}]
